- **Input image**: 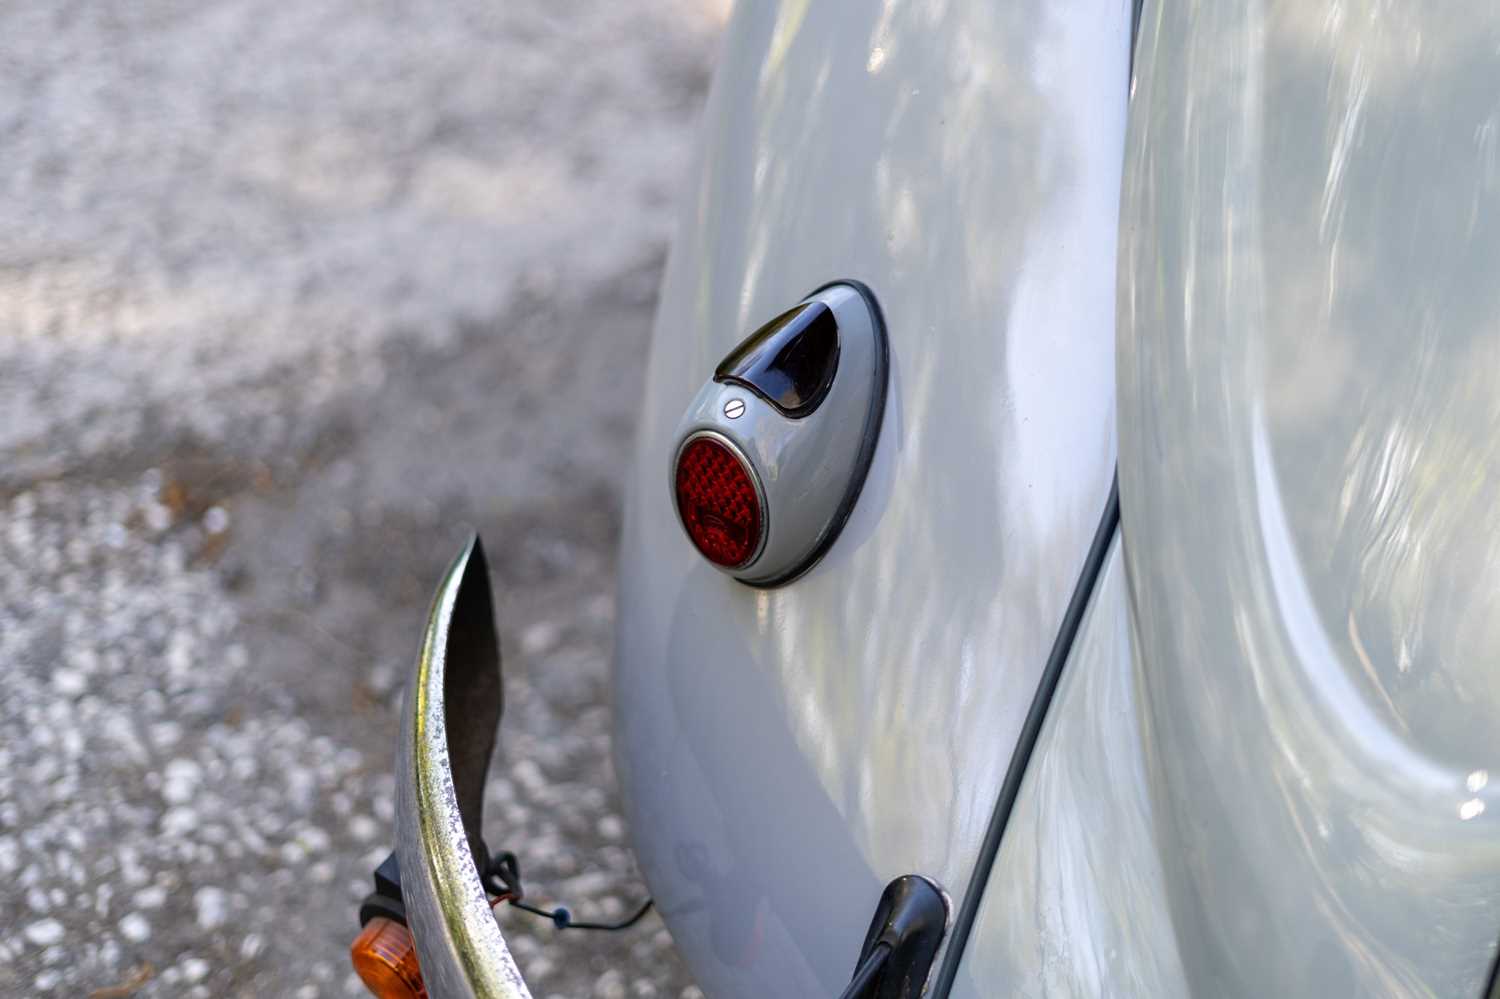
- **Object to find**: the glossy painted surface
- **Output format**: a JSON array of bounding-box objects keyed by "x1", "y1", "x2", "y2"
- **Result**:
[
  {"x1": 396, "y1": 539, "x2": 530, "y2": 999},
  {"x1": 1119, "y1": 1, "x2": 1500, "y2": 994},
  {"x1": 612, "y1": 1, "x2": 1130, "y2": 994},
  {"x1": 950, "y1": 539, "x2": 1189, "y2": 998}
]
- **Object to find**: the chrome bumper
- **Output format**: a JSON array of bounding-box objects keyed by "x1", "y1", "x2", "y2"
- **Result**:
[{"x1": 394, "y1": 537, "x2": 532, "y2": 999}]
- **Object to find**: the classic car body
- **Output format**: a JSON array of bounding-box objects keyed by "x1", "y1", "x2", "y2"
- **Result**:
[{"x1": 361, "y1": 1, "x2": 1500, "y2": 996}]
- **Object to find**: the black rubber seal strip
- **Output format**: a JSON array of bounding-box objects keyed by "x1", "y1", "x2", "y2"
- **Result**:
[
  {"x1": 741, "y1": 278, "x2": 889, "y2": 589},
  {"x1": 1484, "y1": 934, "x2": 1500, "y2": 999},
  {"x1": 1131, "y1": 0, "x2": 1145, "y2": 72},
  {"x1": 929, "y1": 472, "x2": 1120, "y2": 996}
]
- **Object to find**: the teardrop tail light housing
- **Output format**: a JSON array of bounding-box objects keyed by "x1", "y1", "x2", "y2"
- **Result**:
[{"x1": 669, "y1": 281, "x2": 888, "y2": 587}]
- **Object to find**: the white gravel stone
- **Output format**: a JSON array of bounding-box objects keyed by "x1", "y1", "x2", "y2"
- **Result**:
[
  {"x1": 347, "y1": 814, "x2": 379, "y2": 842},
  {"x1": 145, "y1": 502, "x2": 175, "y2": 532},
  {"x1": 203, "y1": 506, "x2": 231, "y2": 535},
  {"x1": 164, "y1": 757, "x2": 203, "y2": 782},
  {"x1": 51, "y1": 669, "x2": 87, "y2": 696},
  {"x1": 521, "y1": 621, "x2": 562, "y2": 656},
  {"x1": 134, "y1": 885, "x2": 168, "y2": 909},
  {"x1": 195, "y1": 886, "x2": 228, "y2": 929},
  {"x1": 149, "y1": 721, "x2": 184, "y2": 750},
  {"x1": 24, "y1": 919, "x2": 65, "y2": 947},
  {"x1": 181, "y1": 957, "x2": 210, "y2": 983},
  {"x1": 298, "y1": 825, "x2": 332, "y2": 853},
  {"x1": 162, "y1": 758, "x2": 203, "y2": 804},
  {"x1": 595, "y1": 969, "x2": 628, "y2": 999},
  {"x1": 161, "y1": 807, "x2": 200, "y2": 835},
  {"x1": 119, "y1": 912, "x2": 151, "y2": 943}
]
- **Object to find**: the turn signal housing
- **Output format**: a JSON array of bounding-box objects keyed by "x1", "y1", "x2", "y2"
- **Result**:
[{"x1": 351, "y1": 917, "x2": 427, "y2": 999}]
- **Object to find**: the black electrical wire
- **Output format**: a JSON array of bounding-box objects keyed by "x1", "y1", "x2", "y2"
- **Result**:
[
  {"x1": 837, "y1": 942, "x2": 891, "y2": 999},
  {"x1": 483, "y1": 848, "x2": 653, "y2": 933},
  {"x1": 930, "y1": 474, "x2": 1121, "y2": 995},
  {"x1": 508, "y1": 896, "x2": 654, "y2": 932}
]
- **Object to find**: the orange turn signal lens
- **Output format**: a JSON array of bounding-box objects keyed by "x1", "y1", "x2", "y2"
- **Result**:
[{"x1": 351, "y1": 917, "x2": 427, "y2": 999}]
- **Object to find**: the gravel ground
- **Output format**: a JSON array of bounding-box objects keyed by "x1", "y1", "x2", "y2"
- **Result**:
[{"x1": 0, "y1": 2, "x2": 725, "y2": 996}]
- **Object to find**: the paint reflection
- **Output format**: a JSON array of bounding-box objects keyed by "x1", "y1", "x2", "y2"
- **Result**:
[{"x1": 1118, "y1": 1, "x2": 1500, "y2": 994}]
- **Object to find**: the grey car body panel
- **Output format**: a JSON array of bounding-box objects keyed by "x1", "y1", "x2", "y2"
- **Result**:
[
  {"x1": 1115, "y1": 0, "x2": 1500, "y2": 994},
  {"x1": 951, "y1": 538, "x2": 1191, "y2": 997},
  {"x1": 612, "y1": 1, "x2": 1130, "y2": 995}
]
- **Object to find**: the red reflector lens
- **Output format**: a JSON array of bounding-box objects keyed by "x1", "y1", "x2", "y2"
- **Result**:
[{"x1": 674, "y1": 435, "x2": 763, "y2": 568}]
